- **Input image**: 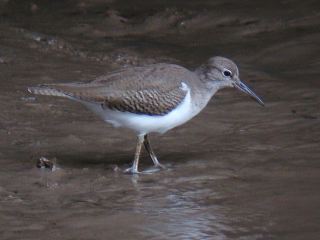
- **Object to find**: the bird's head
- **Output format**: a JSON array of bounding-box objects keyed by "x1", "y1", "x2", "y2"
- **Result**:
[{"x1": 198, "y1": 56, "x2": 264, "y2": 106}]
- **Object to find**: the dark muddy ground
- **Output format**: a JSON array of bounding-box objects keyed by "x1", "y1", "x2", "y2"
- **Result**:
[{"x1": 0, "y1": 0, "x2": 319, "y2": 239}]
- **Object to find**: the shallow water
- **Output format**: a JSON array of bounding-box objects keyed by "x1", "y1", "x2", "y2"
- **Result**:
[{"x1": 0, "y1": 0, "x2": 320, "y2": 239}]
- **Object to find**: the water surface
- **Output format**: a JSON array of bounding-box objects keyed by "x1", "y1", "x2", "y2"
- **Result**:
[{"x1": 0, "y1": 1, "x2": 319, "y2": 239}]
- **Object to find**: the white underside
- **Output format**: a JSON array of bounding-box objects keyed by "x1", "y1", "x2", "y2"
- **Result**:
[{"x1": 80, "y1": 83, "x2": 197, "y2": 135}]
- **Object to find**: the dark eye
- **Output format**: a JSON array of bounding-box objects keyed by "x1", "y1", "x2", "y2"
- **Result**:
[{"x1": 223, "y1": 70, "x2": 232, "y2": 77}]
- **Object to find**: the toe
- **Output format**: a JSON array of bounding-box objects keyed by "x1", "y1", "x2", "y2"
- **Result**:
[
  {"x1": 155, "y1": 163, "x2": 166, "y2": 169},
  {"x1": 124, "y1": 167, "x2": 140, "y2": 174}
]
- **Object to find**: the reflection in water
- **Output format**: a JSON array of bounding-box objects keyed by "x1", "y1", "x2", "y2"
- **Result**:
[
  {"x1": 141, "y1": 195, "x2": 226, "y2": 239},
  {"x1": 121, "y1": 169, "x2": 231, "y2": 239},
  {"x1": 100, "y1": 159, "x2": 276, "y2": 239}
]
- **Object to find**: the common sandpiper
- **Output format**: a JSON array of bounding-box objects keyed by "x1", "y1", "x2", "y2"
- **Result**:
[{"x1": 28, "y1": 56, "x2": 264, "y2": 174}]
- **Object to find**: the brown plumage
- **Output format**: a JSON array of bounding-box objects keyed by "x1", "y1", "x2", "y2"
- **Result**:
[{"x1": 28, "y1": 63, "x2": 198, "y2": 115}]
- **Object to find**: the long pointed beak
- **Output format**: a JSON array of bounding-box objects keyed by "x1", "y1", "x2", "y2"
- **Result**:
[{"x1": 234, "y1": 80, "x2": 265, "y2": 106}]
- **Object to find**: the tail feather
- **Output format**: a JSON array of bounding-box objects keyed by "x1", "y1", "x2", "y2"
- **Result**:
[{"x1": 28, "y1": 85, "x2": 67, "y2": 97}]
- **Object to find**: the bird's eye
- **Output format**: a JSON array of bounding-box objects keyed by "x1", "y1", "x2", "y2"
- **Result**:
[{"x1": 223, "y1": 70, "x2": 232, "y2": 77}]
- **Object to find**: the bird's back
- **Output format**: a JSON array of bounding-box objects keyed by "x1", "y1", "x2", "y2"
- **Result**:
[
  {"x1": 30, "y1": 64, "x2": 192, "y2": 97},
  {"x1": 28, "y1": 63, "x2": 201, "y2": 116}
]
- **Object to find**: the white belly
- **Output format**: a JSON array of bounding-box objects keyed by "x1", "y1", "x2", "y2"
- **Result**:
[{"x1": 81, "y1": 83, "x2": 196, "y2": 135}]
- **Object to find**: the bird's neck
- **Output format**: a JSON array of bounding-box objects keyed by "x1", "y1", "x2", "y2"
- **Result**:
[
  {"x1": 188, "y1": 65, "x2": 228, "y2": 116},
  {"x1": 194, "y1": 65, "x2": 226, "y2": 92}
]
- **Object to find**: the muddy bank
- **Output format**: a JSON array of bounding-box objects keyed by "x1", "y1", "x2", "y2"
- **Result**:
[{"x1": 0, "y1": 0, "x2": 319, "y2": 239}]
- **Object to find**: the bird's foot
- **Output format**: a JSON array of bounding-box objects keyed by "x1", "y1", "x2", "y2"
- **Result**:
[
  {"x1": 142, "y1": 167, "x2": 161, "y2": 174},
  {"x1": 154, "y1": 163, "x2": 166, "y2": 169},
  {"x1": 142, "y1": 163, "x2": 167, "y2": 174},
  {"x1": 124, "y1": 163, "x2": 167, "y2": 174},
  {"x1": 124, "y1": 166, "x2": 141, "y2": 174}
]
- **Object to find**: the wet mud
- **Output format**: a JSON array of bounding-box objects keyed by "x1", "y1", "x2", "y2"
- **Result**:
[{"x1": 0, "y1": 0, "x2": 319, "y2": 239}]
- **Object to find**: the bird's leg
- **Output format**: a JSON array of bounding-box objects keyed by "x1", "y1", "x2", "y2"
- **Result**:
[
  {"x1": 144, "y1": 135, "x2": 165, "y2": 169},
  {"x1": 124, "y1": 135, "x2": 144, "y2": 174}
]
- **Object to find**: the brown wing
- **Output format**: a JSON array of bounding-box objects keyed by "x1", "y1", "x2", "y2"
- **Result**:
[
  {"x1": 30, "y1": 64, "x2": 192, "y2": 116},
  {"x1": 91, "y1": 63, "x2": 190, "y2": 91},
  {"x1": 102, "y1": 86, "x2": 186, "y2": 116}
]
